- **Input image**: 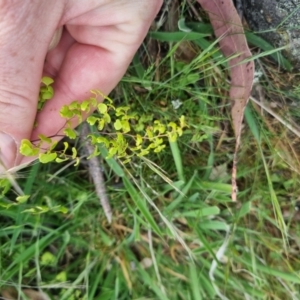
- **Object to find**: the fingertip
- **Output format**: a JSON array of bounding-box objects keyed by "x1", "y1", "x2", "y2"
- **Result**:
[{"x1": 0, "y1": 131, "x2": 18, "y2": 171}]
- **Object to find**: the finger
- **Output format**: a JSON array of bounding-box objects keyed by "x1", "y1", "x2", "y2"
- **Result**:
[
  {"x1": 44, "y1": 28, "x2": 76, "y2": 77},
  {"x1": 0, "y1": 1, "x2": 64, "y2": 169},
  {"x1": 30, "y1": 1, "x2": 162, "y2": 140}
]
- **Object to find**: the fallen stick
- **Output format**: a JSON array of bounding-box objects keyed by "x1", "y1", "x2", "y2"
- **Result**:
[{"x1": 80, "y1": 123, "x2": 112, "y2": 223}]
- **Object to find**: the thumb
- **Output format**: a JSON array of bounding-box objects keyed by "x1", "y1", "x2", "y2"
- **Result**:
[
  {"x1": 0, "y1": 131, "x2": 18, "y2": 171},
  {"x1": 0, "y1": 3, "x2": 63, "y2": 171},
  {"x1": 0, "y1": 32, "x2": 61, "y2": 171}
]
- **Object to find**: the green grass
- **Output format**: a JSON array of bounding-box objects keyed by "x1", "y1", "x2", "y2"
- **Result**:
[{"x1": 2, "y1": 2, "x2": 300, "y2": 299}]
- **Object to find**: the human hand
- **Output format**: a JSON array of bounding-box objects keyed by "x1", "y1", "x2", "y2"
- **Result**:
[{"x1": 0, "y1": 0, "x2": 162, "y2": 172}]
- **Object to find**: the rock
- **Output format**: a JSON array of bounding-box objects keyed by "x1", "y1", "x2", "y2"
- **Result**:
[{"x1": 242, "y1": 0, "x2": 300, "y2": 69}]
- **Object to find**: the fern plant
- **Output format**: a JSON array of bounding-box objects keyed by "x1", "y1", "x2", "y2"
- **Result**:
[{"x1": 20, "y1": 79, "x2": 188, "y2": 166}]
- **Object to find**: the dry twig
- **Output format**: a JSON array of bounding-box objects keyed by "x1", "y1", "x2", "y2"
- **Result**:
[{"x1": 80, "y1": 123, "x2": 112, "y2": 223}]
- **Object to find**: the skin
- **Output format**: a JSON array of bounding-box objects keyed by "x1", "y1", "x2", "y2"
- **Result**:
[{"x1": 0, "y1": 0, "x2": 163, "y2": 171}]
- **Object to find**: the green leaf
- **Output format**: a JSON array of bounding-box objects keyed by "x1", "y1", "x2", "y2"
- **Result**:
[
  {"x1": 153, "y1": 121, "x2": 166, "y2": 134},
  {"x1": 41, "y1": 76, "x2": 54, "y2": 86},
  {"x1": 238, "y1": 201, "x2": 252, "y2": 218},
  {"x1": 20, "y1": 139, "x2": 39, "y2": 156},
  {"x1": 16, "y1": 195, "x2": 30, "y2": 203},
  {"x1": 60, "y1": 105, "x2": 74, "y2": 119},
  {"x1": 63, "y1": 128, "x2": 77, "y2": 139},
  {"x1": 0, "y1": 179, "x2": 11, "y2": 195},
  {"x1": 136, "y1": 134, "x2": 143, "y2": 147},
  {"x1": 69, "y1": 100, "x2": 80, "y2": 110},
  {"x1": 55, "y1": 271, "x2": 67, "y2": 282},
  {"x1": 198, "y1": 220, "x2": 229, "y2": 231},
  {"x1": 196, "y1": 181, "x2": 232, "y2": 193},
  {"x1": 137, "y1": 149, "x2": 150, "y2": 157},
  {"x1": 97, "y1": 119, "x2": 105, "y2": 130},
  {"x1": 98, "y1": 103, "x2": 107, "y2": 114},
  {"x1": 98, "y1": 144, "x2": 125, "y2": 177},
  {"x1": 178, "y1": 18, "x2": 192, "y2": 32},
  {"x1": 114, "y1": 119, "x2": 122, "y2": 131},
  {"x1": 146, "y1": 127, "x2": 154, "y2": 140},
  {"x1": 245, "y1": 32, "x2": 292, "y2": 71},
  {"x1": 180, "y1": 73, "x2": 200, "y2": 86},
  {"x1": 19, "y1": 139, "x2": 34, "y2": 156},
  {"x1": 169, "y1": 140, "x2": 183, "y2": 181},
  {"x1": 62, "y1": 142, "x2": 69, "y2": 153},
  {"x1": 41, "y1": 251, "x2": 56, "y2": 266},
  {"x1": 40, "y1": 91, "x2": 53, "y2": 100},
  {"x1": 103, "y1": 94, "x2": 114, "y2": 104},
  {"x1": 96, "y1": 136, "x2": 110, "y2": 148},
  {"x1": 176, "y1": 127, "x2": 183, "y2": 137},
  {"x1": 167, "y1": 131, "x2": 178, "y2": 142},
  {"x1": 115, "y1": 106, "x2": 130, "y2": 116},
  {"x1": 88, "y1": 96, "x2": 98, "y2": 107},
  {"x1": 179, "y1": 115, "x2": 187, "y2": 128},
  {"x1": 102, "y1": 113, "x2": 111, "y2": 124},
  {"x1": 23, "y1": 206, "x2": 50, "y2": 214},
  {"x1": 189, "y1": 263, "x2": 205, "y2": 300},
  {"x1": 149, "y1": 31, "x2": 208, "y2": 42},
  {"x1": 123, "y1": 176, "x2": 162, "y2": 236},
  {"x1": 41, "y1": 85, "x2": 54, "y2": 99},
  {"x1": 121, "y1": 119, "x2": 130, "y2": 133},
  {"x1": 153, "y1": 145, "x2": 165, "y2": 153},
  {"x1": 107, "y1": 147, "x2": 117, "y2": 158},
  {"x1": 74, "y1": 157, "x2": 80, "y2": 167},
  {"x1": 87, "y1": 115, "x2": 98, "y2": 126},
  {"x1": 71, "y1": 147, "x2": 77, "y2": 159},
  {"x1": 55, "y1": 157, "x2": 69, "y2": 163},
  {"x1": 49, "y1": 141, "x2": 58, "y2": 152},
  {"x1": 39, "y1": 152, "x2": 57, "y2": 164},
  {"x1": 81, "y1": 99, "x2": 92, "y2": 112},
  {"x1": 52, "y1": 205, "x2": 68, "y2": 214},
  {"x1": 174, "y1": 206, "x2": 220, "y2": 218},
  {"x1": 38, "y1": 134, "x2": 52, "y2": 144},
  {"x1": 245, "y1": 105, "x2": 260, "y2": 142}
]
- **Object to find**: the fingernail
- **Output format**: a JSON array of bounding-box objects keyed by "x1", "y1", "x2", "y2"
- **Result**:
[
  {"x1": 0, "y1": 131, "x2": 17, "y2": 171},
  {"x1": 48, "y1": 27, "x2": 63, "y2": 51}
]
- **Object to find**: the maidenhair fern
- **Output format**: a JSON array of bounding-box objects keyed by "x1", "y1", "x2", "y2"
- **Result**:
[{"x1": 20, "y1": 79, "x2": 188, "y2": 165}]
